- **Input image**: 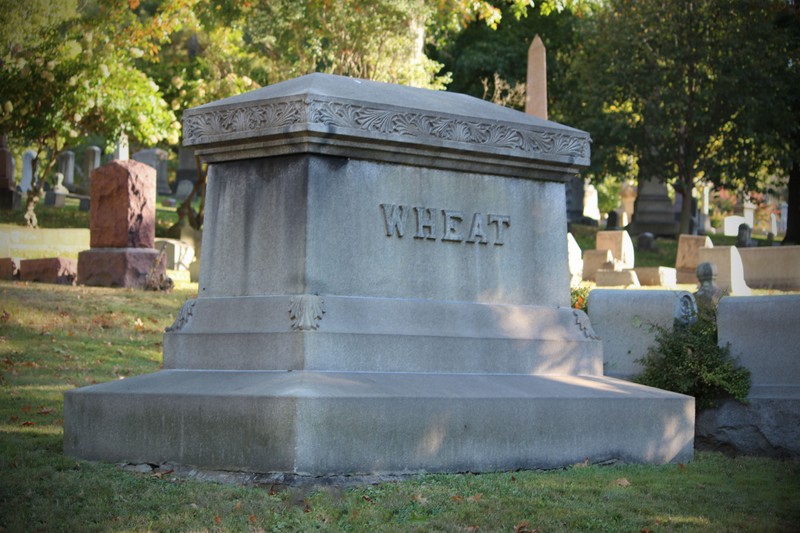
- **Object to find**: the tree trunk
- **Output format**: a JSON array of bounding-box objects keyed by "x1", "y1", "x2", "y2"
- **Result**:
[
  {"x1": 23, "y1": 155, "x2": 41, "y2": 228},
  {"x1": 782, "y1": 157, "x2": 800, "y2": 245}
]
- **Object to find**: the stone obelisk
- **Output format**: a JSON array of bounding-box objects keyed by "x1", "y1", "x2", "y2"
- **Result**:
[{"x1": 525, "y1": 34, "x2": 547, "y2": 120}]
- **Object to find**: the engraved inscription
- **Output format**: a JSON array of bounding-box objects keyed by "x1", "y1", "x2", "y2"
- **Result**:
[{"x1": 381, "y1": 204, "x2": 510, "y2": 245}]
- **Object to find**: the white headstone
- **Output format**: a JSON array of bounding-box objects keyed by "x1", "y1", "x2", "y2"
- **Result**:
[
  {"x1": 582, "y1": 181, "x2": 600, "y2": 221},
  {"x1": 112, "y1": 132, "x2": 129, "y2": 161},
  {"x1": 698, "y1": 246, "x2": 751, "y2": 295},
  {"x1": 780, "y1": 202, "x2": 788, "y2": 234},
  {"x1": 743, "y1": 200, "x2": 756, "y2": 228},
  {"x1": 723, "y1": 215, "x2": 747, "y2": 237},
  {"x1": 567, "y1": 232, "x2": 583, "y2": 288}
]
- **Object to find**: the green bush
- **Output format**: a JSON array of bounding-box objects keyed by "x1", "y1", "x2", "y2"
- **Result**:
[
  {"x1": 570, "y1": 283, "x2": 590, "y2": 312},
  {"x1": 634, "y1": 315, "x2": 751, "y2": 411}
]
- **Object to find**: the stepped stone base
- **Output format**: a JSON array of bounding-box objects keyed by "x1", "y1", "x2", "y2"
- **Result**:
[{"x1": 64, "y1": 370, "x2": 694, "y2": 475}]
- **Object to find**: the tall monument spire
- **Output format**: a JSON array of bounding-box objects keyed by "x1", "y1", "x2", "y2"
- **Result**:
[{"x1": 525, "y1": 34, "x2": 548, "y2": 120}]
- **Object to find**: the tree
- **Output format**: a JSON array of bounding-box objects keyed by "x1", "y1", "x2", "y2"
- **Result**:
[
  {"x1": 0, "y1": 1, "x2": 179, "y2": 227},
  {"x1": 562, "y1": 0, "x2": 795, "y2": 235}
]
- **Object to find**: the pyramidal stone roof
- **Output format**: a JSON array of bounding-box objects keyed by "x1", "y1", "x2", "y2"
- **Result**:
[{"x1": 183, "y1": 73, "x2": 591, "y2": 179}]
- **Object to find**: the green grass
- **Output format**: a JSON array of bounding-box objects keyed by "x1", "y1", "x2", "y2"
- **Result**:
[
  {"x1": 0, "y1": 196, "x2": 181, "y2": 238},
  {"x1": 1, "y1": 280, "x2": 799, "y2": 531}
]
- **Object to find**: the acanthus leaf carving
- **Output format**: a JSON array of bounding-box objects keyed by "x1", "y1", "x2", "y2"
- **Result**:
[
  {"x1": 166, "y1": 299, "x2": 197, "y2": 332},
  {"x1": 289, "y1": 294, "x2": 326, "y2": 331}
]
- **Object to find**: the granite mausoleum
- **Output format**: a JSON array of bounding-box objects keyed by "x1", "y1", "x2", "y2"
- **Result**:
[{"x1": 64, "y1": 74, "x2": 693, "y2": 475}]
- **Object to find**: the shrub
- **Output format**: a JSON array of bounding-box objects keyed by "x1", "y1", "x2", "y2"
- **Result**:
[
  {"x1": 634, "y1": 315, "x2": 750, "y2": 411},
  {"x1": 571, "y1": 283, "x2": 590, "y2": 312}
]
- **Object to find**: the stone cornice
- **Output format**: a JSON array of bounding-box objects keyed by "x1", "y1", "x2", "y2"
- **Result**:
[{"x1": 183, "y1": 96, "x2": 591, "y2": 170}]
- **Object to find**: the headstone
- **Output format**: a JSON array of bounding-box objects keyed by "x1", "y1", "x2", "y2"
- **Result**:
[
  {"x1": 132, "y1": 148, "x2": 171, "y2": 196},
  {"x1": 112, "y1": 132, "x2": 129, "y2": 161},
  {"x1": 675, "y1": 234, "x2": 713, "y2": 284},
  {"x1": 723, "y1": 215, "x2": 746, "y2": 237},
  {"x1": 628, "y1": 178, "x2": 678, "y2": 237},
  {"x1": 174, "y1": 179, "x2": 194, "y2": 202},
  {"x1": 697, "y1": 295, "x2": 800, "y2": 457},
  {"x1": 20, "y1": 150, "x2": 36, "y2": 192},
  {"x1": 697, "y1": 246, "x2": 751, "y2": 295},
  {"x1": 634, "y1": 266, "x2": 677, "y2": 288},
  {"x1": 65, "y1": 73, "x2": 692, "y2": 476},
  {"x1": 57, "y1": 150, "x2": 75, "y2": 191},
  {"x1": 606, "y1": 210, "x2": 619, "y2": 229},
  {"x1": 525, "y1": 35, "x2": 547, "y2": 120},
  {"x1": 595, "y1": 230, "x2": 634, "y2": 269},
  {"x1": 582, "y1": 249, "x2": 613, "y2": 281},
  {"x1": 154, "y1": 238, "x2": 195, "y2": 271},
  {"x1": 77, "y1": 160, "x2": 165, "y2": 288},
  {"x1": 737, "y1": 246, "x2": 800, "y2": 290},
  {"x1": 620, "y1": 181, "x2": 636, "y2": 227},
  {"x1": 0, "y1": 135, "x2": 14, "y2": 209},
  {"x1": 176, "y1": 147, "x2": 197, "y2": 185},
  {"x1": 79, "y1": 146, "x2": 102, "y2": 194},
  {"x1": 770, "y1": 213, "x2": 778, "y2": 237},
  {"x1": 19, "y1": 257, "x2": 77, "y2": 285},
  {"x1": 565, "y1": 177, "x2": 587, "y2": 224},
  {"x1": 567, "y1": 233, "x2": 583, "y2": 288},
  {"x1": 79, "y1": 197, "x2": 90, "y2": 211},
  {"x1": 44, "y1": 172, "x2": 68, "y2": 207},
  {"x1": 743, "y1": 200, "x2": 756, "y2": 229},
  {"x1": 588, "y1": 290, "x2": 697, "y2": 378},
  {"x1": 693, "y1": 262, "x2": 727, "y2": 316},
  {"x1": 736, "y1": 223, "x2": 753, "y2": 248},
  {"x1": 582, "y1": 182, "x2": 600, "y2": 222},
  {"x1": 636, "y1": 232, "x2": 657, "y2": 252}
]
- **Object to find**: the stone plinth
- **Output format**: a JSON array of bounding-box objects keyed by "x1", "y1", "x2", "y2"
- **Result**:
[
  {"x1": 19, "y1": 257, "x2": 77, "y2": 285},
  {"x1": 629, "y1": 178, "x2": 678, "y2": 237},
  {"x1": 89, "y1": 160, "x2": 156, "y2": 249},
  {"x1": 635, "y1": 266, "x2": 677, "y2": 288},
  {"x1": 65, "y1": 73, "x2": 693, "y2": 476},
  {"x1": 77, "y1": 248, "x2": 164, "y2": 288}
]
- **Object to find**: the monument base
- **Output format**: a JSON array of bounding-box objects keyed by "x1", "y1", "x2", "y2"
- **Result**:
[
  {"x1": 77, "y1": 248, "x2": 165, "y2": 288},
  {"x1": 64, "y1": 370, "x2": 694, "y2": 475}
]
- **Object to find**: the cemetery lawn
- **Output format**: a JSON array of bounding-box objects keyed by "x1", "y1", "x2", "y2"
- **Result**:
[
  {"x1": 0, "y1": 197, "x2": 180, "y2": 237},
  {"x1": 1, "y1": 281, "x2": 799, "y2": 532}
]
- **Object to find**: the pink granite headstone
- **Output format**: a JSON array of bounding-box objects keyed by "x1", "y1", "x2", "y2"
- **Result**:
[{"x1": 78, "y1": 160, "x2": 165, "y2": 288}]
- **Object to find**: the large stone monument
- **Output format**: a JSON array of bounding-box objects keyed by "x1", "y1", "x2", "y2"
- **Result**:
[
  {"x1": 629, "y1": 178, "x2": 679, "y2": 237},
  {"x1": 64, "y1": 74, "x2": 693, "y2": 475}
]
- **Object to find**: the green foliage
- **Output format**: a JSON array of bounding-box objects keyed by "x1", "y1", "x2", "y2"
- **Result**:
[
  {"x1": 635, "y1": 315, "x2": 750, "y2": 411},
  {"x1": 570, "y1": 283, "x2": 590, "y2": 312}
]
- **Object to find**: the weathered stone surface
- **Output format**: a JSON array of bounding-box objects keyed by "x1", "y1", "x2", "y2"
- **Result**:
[
  {"x1": 0, "y1": 257, "x2": 20, "y2": 280},
  {"x1": 737, "y1": 246, "x2": 800, "y2": 290},
  {"x1": 696, "y1": 398, "x2": 800, "y2": 458},
  {"x1": 65, "y1": 73, "x2": 694, "y2": 476},
  {"x1": 588, "y1": 289, "x2": 697, "y2": 378},
  {"x1": 595, "y1": 269, "x2": 640, "y2": 287},
  {"x1": 77, "y1": 248, "x2": 164, "y2": 288},
  {"x1": 19, "y1": 257, "x2": 77, "y2": 284},
  {"x1": 595, "y1": 230, "x2": 634, "y2": 269},
  {"x1": 89, "y1": 160, "x2": 156, "y2": 249},
  {"x1": 582, "y1": 249, "x2": 613, "y2": 282}
]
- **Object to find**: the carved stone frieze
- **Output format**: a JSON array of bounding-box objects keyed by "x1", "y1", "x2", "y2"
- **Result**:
[
  {"x1": 183, "y1": 97, "x2": 589, "y2": 161},
  {"x1": 289, "y1": 294, "x2": 326, "y2": 331}
]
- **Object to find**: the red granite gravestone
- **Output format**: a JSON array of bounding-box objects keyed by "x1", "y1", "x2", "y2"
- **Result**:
[
  {"x1": 77, "y1": 160, "x2": 165, "y2": 288},
  {"x1": 20, "y1": 257, "x2": 77, "y2": 285}
]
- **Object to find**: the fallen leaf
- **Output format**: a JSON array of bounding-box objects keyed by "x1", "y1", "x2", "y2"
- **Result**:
[
  {"x1": 412, "y1": 493, "x2": 428, "y2": 505},
  {"x1": 362, "y1": 495, "x2": 375, "y2": 504},
  {"x1": 9, "y1": 415, "x2": 18, "y2": 422},
  {"x1": 249, "y1": 515, "x2": 257, "y2": 523},
  {"x1": 233, "y1": 501, "x2": 241, "y2": 511},
  {"x1": 21, "y1": 405, "x2": 31, "y2": 414},
  {"x1": 1, "y1": 310, "x2": 10, "y2": 322},
  {"x1": 615, "y1": 478, "x2": 631, "y2": 487},
  {"x1": 467, "y1": 493, "x2": 483, "y2": 502},
  {"x1": 451, "y1": 495, "x2": 463, "y2": 503},
  {"x1": 303, "y1": 504, "x2": 311, "y2": 513},
  {"x1": 214, "y1": 515, "x2": 221, "y2": 524},
  {"x1": 22, "y1": 421, "x2": 35, "y2": 426},
  {"x1": 678, "y1": 463, "x2": 686, "y2": 471},
  {"x1": 514, "y1": 520, "x2": 539, "y2": 533},
  {"x1": 573, "y1": 457, "x2": 590, "y2": 468},
  {"x1": 37, "y1": 406, "x2": 53, "y2": 416},
  {"x1": 133, "y1": 318, "x2": 145, "y2": 332}
]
